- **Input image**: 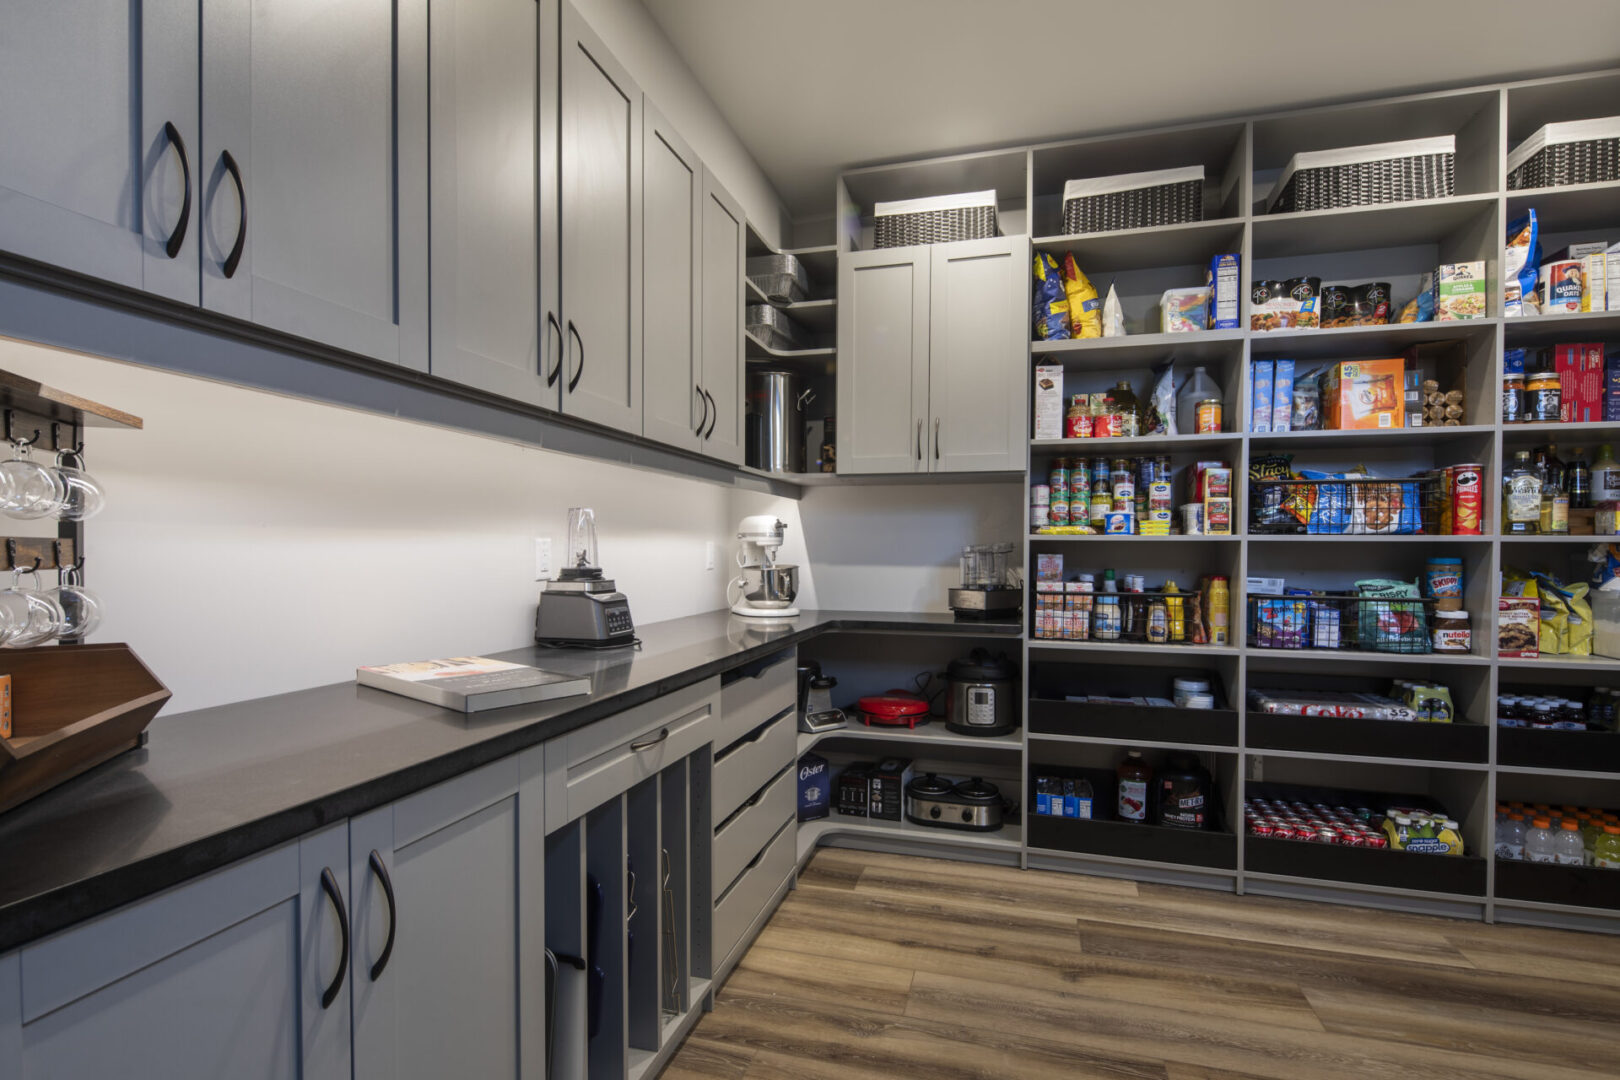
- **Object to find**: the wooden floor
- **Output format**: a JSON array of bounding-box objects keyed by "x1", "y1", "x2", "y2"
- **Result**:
[{"x1": 663, "y1": 848, "x2": 1620, "y2": 1080}]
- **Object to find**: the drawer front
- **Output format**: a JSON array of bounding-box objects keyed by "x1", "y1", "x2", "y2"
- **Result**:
[
  {"x1": 545, "y1": 679, "x2": 718, "y2": 826},
  {"x1": 712, "y1": 765, "x2": 795, "y2": 894},
  {"x1": 711, "y1": 709, "x2": 796, "y2": 824},
  {"x1": 711, "y1": 817, "x2": 794, "y2": 970},
  {"x1": 715, "y1": 650, "x2": 796, "y2": 750}
]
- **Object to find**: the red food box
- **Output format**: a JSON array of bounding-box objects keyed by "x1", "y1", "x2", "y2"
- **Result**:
[{"x1": 1555, "y1": 343, "x2": 1605, "y2": 423}]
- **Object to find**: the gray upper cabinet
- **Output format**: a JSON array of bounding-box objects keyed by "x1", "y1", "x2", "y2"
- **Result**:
[
  {"x1": 427, "y1": 0, "x2": 560, "y2": 407},
  {"x1": 640, "y1": 104, "x2": 703, "y2": 452},
  {"x1": 200, "y1": 0, "x2": 429, "y2": 370},
  {"x1": 927, "y1": 237, "x2": 1027, "y2": 472},
  {"x1": 0, "y1": 0, "x2": 199, "y2": 305},
  {"x1": 560, "y1": 2, "x2": 643, "y2": 433},
  {"x1": 836, "y1": 248, "x2": 930, "y2": 475},
  {"x1": 699, "y1": 171, "x2": 746, "y2": 467},
  {"x1": 348, "y1": 752, "x2": 546, "y2": 1080},
  {"x1": 2, "y1": 827, "x2": 351, "y2": 1079}
]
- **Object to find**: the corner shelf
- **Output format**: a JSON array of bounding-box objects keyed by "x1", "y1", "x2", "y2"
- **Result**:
[
  {"x1": 796, "y1": 815, "x2": 1022, "y2": 863},
  {"x1": 796, "y1": 716, "x2": 1024, "y2": 757}
]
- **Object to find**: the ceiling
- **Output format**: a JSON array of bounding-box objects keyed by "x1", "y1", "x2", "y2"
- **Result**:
[{"x1": 642, "y1": 0, "x2": 1620, "y2": 219}]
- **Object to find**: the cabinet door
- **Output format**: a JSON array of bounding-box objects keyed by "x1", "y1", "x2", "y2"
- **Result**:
[
  {"x1": 427, "y1": 0, "x2": 561, "y2": 407},
  {"x1": 0, "y1": 0, "x2": 198, "y2": 304},
  {"x1": 927, "y1": 237, "x2": 1028, "y2": 472},
  {"x1": 350, "y1": 752, "x2": 546, "y2": 1080},
  {"x1": 835, "y1": 248, "x2": 929, "y2": 475},
  {"x1": 640, "y1": 104, "x2": 702, "y2": 452},
  {"x1": 6, "y1": 829, "x2": 350, "y2": 1079},
  {"x1": 559, "y1": 2, "x2": 643, "y2": 433},
  {"x1": 201, "y1": 0, "x2": 429, "y2": 369},
  {"x1": 699, "y1": 170, "x2": 746, "y2": 466}
]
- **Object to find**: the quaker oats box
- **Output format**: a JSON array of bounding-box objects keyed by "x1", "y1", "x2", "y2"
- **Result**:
[
  {"x1": 798, "y1": 752, "x2": 831, "y2": 822},
  {"x1": 1433, "y1": 261, "x2": 1487, "y2": 321}
]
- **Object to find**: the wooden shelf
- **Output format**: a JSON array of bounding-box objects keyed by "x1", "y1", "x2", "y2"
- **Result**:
[{"x1": 0, "y1": 369, "x2": 143, "y2": 430}]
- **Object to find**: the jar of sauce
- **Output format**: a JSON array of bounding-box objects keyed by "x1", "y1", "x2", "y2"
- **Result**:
[
  {"x1": 1527, "y1": 367, "x2": 1561, "y2": 423},
  {"x1": 1502, "y1": 372, "x2": 1526, "y2": 423}
]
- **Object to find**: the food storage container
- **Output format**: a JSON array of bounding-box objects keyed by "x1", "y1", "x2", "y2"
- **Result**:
[
  {"x1": 872, "y1": 189, "x2": 998, "y2": 248},
  {"x1": 1268, "y1": 135, "x2": 1455, "y2": 213},
  {"x1": 746, "y1": 253, "x2": 812, "y2": 304},
  {"x1": 1062, "y1": 165, "x2": 1204, "y2": 234},
  {"x1": 1508, "y1": 117, "x2": 1620, "y2": 190}
]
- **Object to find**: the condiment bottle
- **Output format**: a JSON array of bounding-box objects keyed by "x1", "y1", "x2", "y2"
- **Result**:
[
  {"x1": 1569, "y1": 447, "x2": 1592, "y2": 509},
  {"x1": 1503, "y1": 449, "x2": 1541, "y2": 534},
  {"x1": 1146, "y1": 595, "x2": 1169, "y2": 643},
  {"x1": 1108, "y1": 380, "x2": 1141, "y2": 438},
  {"x1": 1592, "y1": 444, "x2": 1620, "y2": 507},
  {"x1": 1536, "y1": 444, "x2": 1569, "y2": 535},
  {"x1": 1164, "y1": 582, "x2": 1186, "y2": 642},
  {"x1": 1205, "y1": 575, "x2": 1230, "y2": 645},
  {"x1": 1527, "y1": 359, "x2": 1561, "y2": 423},
  {"x1": 1502, "y1": 370, "x2": 1526, "y2": 423},
  {"x1": 1117, "y1": 750, "x2": 1151, "y2": 823}
]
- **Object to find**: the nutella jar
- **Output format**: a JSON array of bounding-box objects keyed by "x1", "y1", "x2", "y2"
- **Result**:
[{"x1": 1432, "y1": 609, "x2": 1472, "y2": 654}]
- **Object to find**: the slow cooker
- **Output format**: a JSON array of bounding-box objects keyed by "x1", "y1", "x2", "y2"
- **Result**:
[{"x1": 944, "y1": 649, "x2": 1017, "y2": 736}]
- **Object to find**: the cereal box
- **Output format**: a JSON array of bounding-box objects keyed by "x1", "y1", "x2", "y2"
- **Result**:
[
  {"x1": 1498, "y1": 597, "x2": 1539, "y2": 659},
  {"x1": 1207, "y1": 254, "x2": 1240, "y2": 330},
  {"x1": 1433, "y1": 261, "x2": 1487, "y2": 321},
  {"x1": 1540, "y1": 259, "x2": 1585, "y2": 314},
  {"x1": 1034, "y1": 366, "x2": 1064, "y2": 440},
  {"x1": 1250, "y1": 360, "x2": 1273, "y2": 433},
  {"x1": 1271, "y1": 359, "x2": 1295, "y2": 432},
  {"x1": 1607, "y1": 242, "x2": 1620, "y2": 311},
  {"x1": 1321, "y1": 358, "x2": 1405, "y2": 430},
  {"x1": 1035, "y1": 553, "x2": 1064, "y2": 581}
]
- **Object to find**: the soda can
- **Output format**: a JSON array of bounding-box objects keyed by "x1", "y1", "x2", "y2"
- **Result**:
[
  {"x1": 1315, "y1": 826, "x2": 1340, "y2": 845},
  {"x1": 1271, "y1": 823, "x2": 1298, "y2": 840},
  {"x1": 1450, "y1": 463, "x2": 1483, "y2": 535},
  {"x1": 1361, "y1": 833, "x2": 1389, "y2": 849},
  {"x1": 1294, "y1": 825, "x2": 1319, "y2": 842},
  {"x1": 1250, "y1": 820, "x2": 1276, "y2": 838}
]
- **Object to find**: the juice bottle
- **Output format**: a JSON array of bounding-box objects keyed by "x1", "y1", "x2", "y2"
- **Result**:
[
  {"x1": 1595, "y1": 825, "x2": 1620, "y2": 869},
  {"x1": 1117, "y1": 750, "x2": 1152, "y2": 823},
  {"x1": 1205, "y1": 575, "x2": 1230, "y2": 645},
  {"x1": 1554, "y1": 820, "x2": 1587, "y2": 865},
  {"x1": 1524, "y1": 817, "x2": 1557, "y2": 863}
]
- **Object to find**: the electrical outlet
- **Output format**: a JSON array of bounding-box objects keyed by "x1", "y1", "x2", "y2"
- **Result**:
[
  {"x1": 534, "y1": 538, "x2": 552, "y2": 580},
  {"x1": 704, "y1": 541, "x2": 717, "y2": 571},
  {"x1": 1247, "y1": 755, "x2": 1263, "y2": 782}
]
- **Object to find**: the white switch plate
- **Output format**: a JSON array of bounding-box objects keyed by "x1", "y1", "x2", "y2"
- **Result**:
[
  {"x1": 704, "y1": 541, "x2": 717, "y2": 571},
  {"x1": 534, "y1": 538, "x2": 552, "y2": 580}
]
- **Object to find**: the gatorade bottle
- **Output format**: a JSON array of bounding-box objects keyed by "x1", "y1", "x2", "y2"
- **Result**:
[
  {"x1": 1555, "y1": 820, "x2": 1588, "y2": 866},
  {"x1": 1595, "y1": 825, "x2": 1620, "y2": 870},
  {"x1": 1495, "y1": 813, "x2": 1526, "y2": 861},
  {"x1": 1525, "y1": 818, "x2": 1558, "y2": 863}
]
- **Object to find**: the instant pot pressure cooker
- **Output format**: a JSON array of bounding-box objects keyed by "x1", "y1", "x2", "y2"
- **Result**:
[{"x1": 944, "y1": 648, "x2": 1018, "y2": 736}]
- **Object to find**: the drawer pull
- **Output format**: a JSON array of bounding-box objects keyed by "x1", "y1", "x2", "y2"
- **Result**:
[
  {"x1": 318, "y1": 867, "x2": 349, "y2": 1009},
  {"x1": 161, "y1": 121, "x2": 191, "y2": 259},
  {"x1": 629, "y1": 727, "x2": 669, "y2": 753},
  {"x1": 367, "y1": 850, "x2": 397, "y2": 982}
]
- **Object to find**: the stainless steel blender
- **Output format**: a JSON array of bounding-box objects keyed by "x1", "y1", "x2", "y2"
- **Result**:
[{"x1": 535, "y1": 508, "x2": 636, "y2": 647}]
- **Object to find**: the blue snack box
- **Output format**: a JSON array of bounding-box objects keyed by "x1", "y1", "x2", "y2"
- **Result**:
[
  {"x1": 1207, "y1": 254, "x2": 1241, "y2": 330},
  {"x1": 1606, "y1": 352, "x2": 1620, "y2": 422},
  {"x1": 1504, "y1": 348, "x2": 1527, "y2": 376},
  {"x1": 1272, "y1": 359, "x2": 1295, "y2": 433},
  {"x1": 797, "y1": 752, "x2": 830, "y2": 822},
  {"x1": 1250, "y1": 360, "x2": 1274, "y2": 433}
]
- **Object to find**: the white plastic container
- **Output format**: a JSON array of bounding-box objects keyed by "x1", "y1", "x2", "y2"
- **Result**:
[{"x1": 1176, "y1": 366, "x2": 1221, "y2": 435}]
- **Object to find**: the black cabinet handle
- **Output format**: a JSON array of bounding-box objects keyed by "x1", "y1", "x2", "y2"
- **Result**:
[
  {"x1": 319, "y1": 867, "x2": 349, "y2": 1009},
  {"x1": 161, "y1": 121, "x2": 191, "y2": 259},
  {"x1": 220, "y1": 150, "x2": 246, "y2": 279},
  {"x1": 915, "y1": 419, "x2": 922, "y2": 461},
  {"x1": 628, "y1": 727, "x2": 669, "y2": 753},
  {"x1": 934, "y1": 418, "x2": 940, "y2": 460},
  {"x1": 367, "y1": 850, "x2": 397, "y2": 982},
  {"x1": 694, "y1": 384, "x2": 708, "y2": 435},
  {"x1": 566, "y1": 321, "x2": 584, "y2": 393},
  {"x1": 545, "y1": 312, "x2": 563, "y2": 386},
  {"x1": 703, "y1": 389, "x2": 717, "y2": 439}
]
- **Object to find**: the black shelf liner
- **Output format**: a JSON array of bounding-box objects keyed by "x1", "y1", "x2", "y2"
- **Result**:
[{"x1": 1247, "y1": 712, "x2": 1488, "y2": 763}]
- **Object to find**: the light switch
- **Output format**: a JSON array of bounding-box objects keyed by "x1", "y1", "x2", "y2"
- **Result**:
[
  {"x1": 705, "y1": 541, "x2": 717, "y2": 571},
  {"x1": 534, "y1": 538, "x2": 552, "y2": 580}
]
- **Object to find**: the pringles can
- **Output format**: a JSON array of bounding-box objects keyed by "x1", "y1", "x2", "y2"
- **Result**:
[{"x1": 1450, "y1": 464, "x2": 1483, "y2": 535}]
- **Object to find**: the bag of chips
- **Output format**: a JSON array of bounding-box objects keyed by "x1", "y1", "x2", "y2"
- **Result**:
[
  {"x1": 1504, "y1": 211, "x2": 1540, "y2": 317},
  {"x1": 1062, "y1": 254, "x2": 1101, "y2": 338},
  {"x1": 1355, "y1": 578, "x2": 1427, "y2": 652},
  {"x1": 1534, "y1": 574, "x2": 1591, "y2": 656},
  {"x1": 1032, "y1": 252, "x2": 1072, "y2": 340}
]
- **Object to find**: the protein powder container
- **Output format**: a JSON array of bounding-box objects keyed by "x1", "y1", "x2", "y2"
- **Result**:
[{"x1": 1155, "y1": 752, "x2": 1210, "y2": 830}]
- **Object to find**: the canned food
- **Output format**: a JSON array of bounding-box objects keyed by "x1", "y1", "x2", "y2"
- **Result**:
[
  {"x1": 1361, "y1": 833, "x2": 1389, "y2": 849},
  {"x1": 1196, "y1": 399, "x2": 1223, "y2": 433},
  {"x1": 1031, "y1": 484, "x2": 1051, "y2": 506},
  {"x1": 1450, "y1": 463, "x2": 1482, "y2": 535},
  {"x1": 1030, "y1": 503, "x2": 1050, "y2": 528},
  {"x1": 1050, "y1": 499, "x2": 1070, "y2": 525},
  {"x1": 1249, "y1": 821, "x2": 1275, "y2": 838},
  {"x1": 1339, "y1": 830, "x2": 1364, "y2": 848},
  {"x1": 1093, "y1": 412, "x2": 1119, "y2": 438},
  {"x1": 1069, "y1": 488, "x2": 1091, "y2": 521},
  {"x1": 1271, "y1": 823, "x2": 1298, "y2": 840},
  {"x1": 1315, "y1": 826, "x2": 1340, "y2": 844},
  {"x1": 1048, "y1": 459, "x2": 1071, "y2": 499},
  {"x1": 1293, "y1": 824, "x2": 1319, "y2": 842}
]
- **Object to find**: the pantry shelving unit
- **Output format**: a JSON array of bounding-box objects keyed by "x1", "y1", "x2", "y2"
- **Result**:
[{"x1": 807, "y1": 65, "x2": 1620, "y2": 930}]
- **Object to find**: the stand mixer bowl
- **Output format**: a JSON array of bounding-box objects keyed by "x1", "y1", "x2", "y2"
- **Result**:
[{"x1": 739, "y1": 564, "x2": 798, "y2": 609}]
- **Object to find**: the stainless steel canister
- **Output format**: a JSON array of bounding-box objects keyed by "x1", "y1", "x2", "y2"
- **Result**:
[{"x1": 746, "y1": 370, "x2": 815, "y2": 473}]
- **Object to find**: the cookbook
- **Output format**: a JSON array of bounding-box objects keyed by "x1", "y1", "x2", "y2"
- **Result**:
[{"x1": 357, "y1": 656, "x2": 591, "y2": 713}]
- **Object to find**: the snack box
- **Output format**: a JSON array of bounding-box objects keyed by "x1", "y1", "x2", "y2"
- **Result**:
[
  {"x1": 1607, "y1": 352, "x2": 1620, "y2": 422},
  {"x1": 1272, "y1": 359, "x2": 1295, "y2": 432},
  {"x1": 1554, "y1": 343, "x2": 1605, "y2": 423},
  {"x1": 1204, "y1": 497, "x2": 1232, "y2": 535},
  {"x1": 1036, "y1": 553, "x2": 1064, "y2": 581},
  {"x1": 1201, "y1": 466, "x2": 1233, "y2": 501},
  {"x1": 1498, "y1": 597, "x2": 1539, "y2": 659},
  {"x1": 1250, "y1": 360, "x2": 1273, "y2": 433},
  {"x1": 1034, "y1": 365, "x2": 1064, "y2": 440},
  {"x1": 1321, "y1": 358, "x2": 1405, "y2": 430},
  {"x1": 1103, "y1": 511, "x2": 1134, "y2": 534},
  {"x1": 1433, "y1": 261, "x2": 1487, "y2": 321},
  {"x1": 1608, "y1": 242, "x2": 1620, "y2": 312},
  {"x1": 1540, "y1": 258, "x2": 1585, "y2": 314},
  {"x1": 1207, "y1": 254, "x2": 1240, "y2": 330},
  {"x1": 1161, "y1": 287, "x2": 1210, "y2": 333}
]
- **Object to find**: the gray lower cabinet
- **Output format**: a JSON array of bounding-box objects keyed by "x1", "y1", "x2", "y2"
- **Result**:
[
  {"x1": 200, "y1": 0, "x2": 429, "y2": 369},
  {"x1": 640, "y1": 104, "x2": 704, "y2": 452},
  {"x1": 349, "y1": 751, "x2": 547, "y2": 1080},
  {"x1": 0, "y1": 0, "x2": 199, "y2": 305},
  {"x1": 427, "y1": 0, "x2": 561, "y2": 407},
  {"x1": 698, "y1": 171, "x2": 747, "y2": 467},
  {"x1": 836, "y1": 237, "x2": 1026, "y2": 474},
  {"x1": 1, "y1": 826, "x2": 352, "y2": 1079},
  {"x1": 559, "y1": 1, "x2": 643, "y2": 434}
]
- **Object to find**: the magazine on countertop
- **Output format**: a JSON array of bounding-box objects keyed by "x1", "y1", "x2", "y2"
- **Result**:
[{"x1": 357, "y1": 656, "x2": 591, "y2": 713}]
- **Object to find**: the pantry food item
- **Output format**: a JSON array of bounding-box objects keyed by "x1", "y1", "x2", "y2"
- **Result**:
[
  {"x1": 1432, "y1": 610, "x2": 1472, "y2": 653},
  {"x1": 1062, "y1": 253, "x2": 1102, "y2": 338},
  {"x1": 1101, "y1": 282, "x2": 1125, "y2": 337},
  {"x1": 1424, "y1": 557, "x2": 1463, "y2": 610},
  {"x1": 1156, "y1": 754, "x2": 1211, "y2": 830},
  {"x1": 1320, "y1": 281, "x2": 1391, "y2": 327},
  {"x1": 1449, "y1": 464, "x2": 1483, "y2": 535},
  {"x1": 1117, "y1": 751, "x2": 1151, "y2": 822},
  {"x1": 1250, "y1": 360, "x2": 1273, "y2": 433},
  {"x1": 1146, "y1": 362, "x2": 1176, "y2": 435},
  {"x1": 1207, "y1": 254, "x2": 1241, "y2": 329},
  {"x1": 1356, "y1": 578, "x2": 1428, "y2": 653},
  {"x1": 1271, "y1": 359, "x2": 1295, "y2": 432},
  {"x1": 1527, "y1": 362, "x2": 1562, "y2": 423},
  {"x1": 1250, "y1": 277, "x2": 1321, "y2": 331},
  {"x1": 1609, "y1": 242, "x2": 1620, "y2": 312},
  {"x1": 1034, "y1": 365, "x2": 1064, "y2": 440},
  {"x1": 1498, "y1": 597, "x2": 1540, "y2": 658},
  {"x1": 1321, "y1": 358, "x2": 1405, "y2": 430},
  {"x1": 1541, "y1": 258, "x2": 1585, "y2": 314},
  {"x1": 1032, "y1": 252, "x2": 1072, "y2": 340},
  {"x1": 1434, "y1": 262, "x2": 1487, "y2": 320},
  {"x1": 1553, "y1": 342, "x2": 1605, "y2": 423},
  {"x1": 1247, "y1": 688, "x2": 1418, "y2": 721},
  {"x1": 1161, "y1": 287, "x2": 1210, "y2": 333},
  {"x1": 1397, "y1": 272, "x2": 1436, "y2": 323},
  {"x1": 1291, "y1": 375, "x2": 1321, "y2": 430},
  {"x1": 1504, "y1": 211, "x2": 1540, "y2": 317}
]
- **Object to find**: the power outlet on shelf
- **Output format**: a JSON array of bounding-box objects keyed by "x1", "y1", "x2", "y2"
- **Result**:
[
  {"x1": 534, "y1": 538, "x2": 552, "y2": 581},
  {"x1": 1247, "y1": 755, "x2": 1264, "y2": 782},
  {"x1": 705, "y1": 541, "x2": 717, "y2": 571}
]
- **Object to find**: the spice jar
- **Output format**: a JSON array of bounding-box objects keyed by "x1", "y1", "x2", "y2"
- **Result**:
[{"x1": 1432, "y1": 609, "x2": 1472, "y2": 654}]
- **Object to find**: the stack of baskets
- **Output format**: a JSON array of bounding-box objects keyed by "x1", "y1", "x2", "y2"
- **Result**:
[{"x1": 1268, "y1": 135, "x2": 1455, "y2": 213}]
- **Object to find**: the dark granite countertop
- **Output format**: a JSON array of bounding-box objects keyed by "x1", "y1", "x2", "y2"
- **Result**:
[{"x1": 0, "y1": 609, "x2": 1017, "y2": 952}]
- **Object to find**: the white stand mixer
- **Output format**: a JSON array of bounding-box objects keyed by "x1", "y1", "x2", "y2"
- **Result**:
[{"x1": 729, "y1": 515, "x2": 800, "y2": 618}]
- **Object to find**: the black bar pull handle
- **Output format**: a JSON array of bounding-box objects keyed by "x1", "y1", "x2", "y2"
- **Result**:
[
  {"x1": 319, "y1": 867, "x2": 349, "y2": 1009},
  {"x1": 694, "y1": 384, "x2": 708, "y2": 435},
  {"x1": 566, "y1": 321, "x2": 584, "y2": 393},
  {"x1": 162, "y1": 121, "x2": 191, "y2": 259},
  {"x1": 915, "y1": 419, "x2": 922, "y2": 461},
  {"x1": 367, "y1": 850, "x2": 397, "y2": 982},
  {"x1": 545, "y1": 312, "x2": 563, "y2": 386},
  {"x1": 934, "y1": 418, "x2": 940, "y2": 460},
  {"x1": 220, "y1": 150, "x2": 246, "y2": 279},
  {"x1": 629, "y1": 727, "x2": 669, "y2": 753},
  {"x1": 703, "y1": 389, "x2": 717, "y2": 439}
]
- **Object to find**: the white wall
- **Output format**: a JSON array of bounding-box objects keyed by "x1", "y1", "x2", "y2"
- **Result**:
[
  {"x1": 1, "y1": 339, "x2": 735, "y2": 713},
  {"x1": 573, "y1": 0, "x2": 788, "y2": 247}
]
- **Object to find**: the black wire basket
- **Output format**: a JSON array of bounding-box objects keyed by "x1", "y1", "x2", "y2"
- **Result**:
[
  {"x1": 1248, "y1": 474, "x2": 1443, "y2": 535},
  {"x1": 1247, "y1": 593, "x2": 1435, "y2": 654}
]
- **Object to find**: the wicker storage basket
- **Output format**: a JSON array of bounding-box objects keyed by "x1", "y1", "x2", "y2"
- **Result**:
[
  {"x1": 872, "y1": 189, "x2": 998, "y2": 248},
  {"x1": 1061, "y1": 165, "x2": 1204, "y2": 234},
  {"x1": 745, "y1": 253, "x2": 811, "y2": 304},
  {"x1": 1508, "y1": 117, "x2": 1620, "y2": 190},
  {"x1": 745, "y1": 304, "x2": 806, "y2": 351},
  {"x1": 1269, "y1": 136, "x2": 1455, "y2": 213}
]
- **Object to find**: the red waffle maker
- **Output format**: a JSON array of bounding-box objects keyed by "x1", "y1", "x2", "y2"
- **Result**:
[{"x1": 857, "y1": 691, "x2": 931, "y2": 729}]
